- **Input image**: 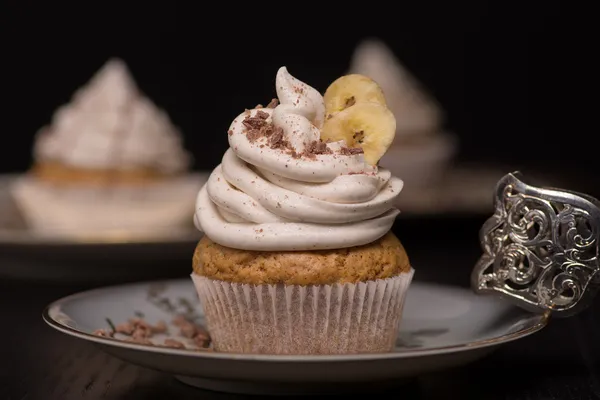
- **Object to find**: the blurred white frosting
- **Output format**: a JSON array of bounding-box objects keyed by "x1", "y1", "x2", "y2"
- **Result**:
[
  {"x1": 33, "y1": 58, "x2": 191, "y2": 174},
  {"x1": 349, "y1": 39, "x2": 444, "y2": 137}
]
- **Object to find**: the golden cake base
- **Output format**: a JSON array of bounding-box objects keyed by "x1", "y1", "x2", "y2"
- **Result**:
[{"x1": 193, "y1": 232, "x2": 411, "y2": 285}]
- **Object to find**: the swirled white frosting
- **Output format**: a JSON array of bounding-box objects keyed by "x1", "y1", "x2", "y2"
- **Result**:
[
  {"x1": 349, "y1": 39, "x2": 443, "y2": 136},
  {"x1": 33, "y1": 58, "x2": 191, "y2": 174},
  {"x1": 194, "y1": 67, "x2": 403, "y2": 251}
]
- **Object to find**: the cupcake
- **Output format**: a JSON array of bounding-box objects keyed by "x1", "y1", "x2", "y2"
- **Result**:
[
  {"x1": 191, "y1": 66, "x2": 414, "y2": 355},
  {"x1": 10, "y1": 59, "x2": 202, "y2": 236},
  {"x1": 349, "y1": 38, "x2": 457, "y2": 187}
]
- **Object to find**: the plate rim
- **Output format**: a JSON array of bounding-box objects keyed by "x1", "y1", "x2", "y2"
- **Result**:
[{"x1": 42, "y1": 278, "x2": 550, "y2": 362}]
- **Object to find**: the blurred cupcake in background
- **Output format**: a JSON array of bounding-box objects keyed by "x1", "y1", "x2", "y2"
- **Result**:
[
  {"x1": 349, "y1": 39, "x2": 457, "y2": 188},
  {"x1": 10, "y1": 58, "x2": 203, "y2": 237}
]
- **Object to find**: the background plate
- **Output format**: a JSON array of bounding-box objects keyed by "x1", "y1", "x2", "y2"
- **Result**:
[{"x1": 0, "y1": 173, "x2": 206, "y2": 282}]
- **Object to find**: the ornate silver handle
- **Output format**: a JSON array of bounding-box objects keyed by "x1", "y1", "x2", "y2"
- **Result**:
[{"x1": 471, "y1": 171, "x2": 600, "y2": 317}]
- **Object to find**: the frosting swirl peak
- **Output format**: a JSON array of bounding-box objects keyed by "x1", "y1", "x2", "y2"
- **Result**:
[
  {"x1": 195, "y1": 67, "x2": 403, "y2": 251},
  {"x1": 34, "y1": 58, "x2": 191, "y2": 175}
]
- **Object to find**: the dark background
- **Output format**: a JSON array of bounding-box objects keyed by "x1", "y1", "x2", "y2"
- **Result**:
[
  {"x1": 1, "y1": 1, "x2": 591, "y2": 193},
  {"x1": 2, "y1": 4, "x2": 600, "y2": 398}
]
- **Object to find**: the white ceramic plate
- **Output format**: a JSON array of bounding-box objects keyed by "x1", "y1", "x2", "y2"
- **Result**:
[
  {"x1": 43, "y1": 278, "x2": 548, "y2": 395},
  {"x1": 0, "y1": 173, "x2": 206, "y2": 282},
  {"x1": 0, "y1": 173, "x2": 208, "y2": 245}
]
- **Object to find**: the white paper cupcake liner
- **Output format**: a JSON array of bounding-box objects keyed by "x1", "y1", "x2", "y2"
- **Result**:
[
  {"x1": 191, "y1": 270, "x2": 414, "y2": 355},
  {"x1": 9, "y1": 173, "x2": 205, "y2": 237}
]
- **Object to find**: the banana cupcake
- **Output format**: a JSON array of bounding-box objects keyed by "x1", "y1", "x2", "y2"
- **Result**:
[
  {"x1": 192, "y1": 66, "x2": 414, "y2": 355},
  {"x1": 10, "y1": 58, "x2": 202, "y2": 237}
]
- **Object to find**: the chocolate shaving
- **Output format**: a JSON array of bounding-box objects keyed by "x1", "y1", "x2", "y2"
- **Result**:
[
  {"x1": 164, "y1": 339, "x2": 185, "y2": 349},
  {"x1": 340, "y1": 147, "x2": 364, "y2": 155},
  {"x1": 246, "y1": 129, "x2": 261, "y2": 143},
  {"x1": 306, "y1": 140, "x2": 331, "y2": 155},
  {"x1": 153, "y1": 320, "x2": 167, "y2": 333},
  {"x1": 255, "y1": 110, "x2": 269, "y2": 120},
  {"x1": 243, "y1": 113, "x2": 272, "y2": 143},
  {"x1": 115, "y1": 322, "x2": 135, "y2": 335},
  {"x1": 94, "y1": 314, "x2": 212, "y2": 350},
  {"x1": 241, "y1": 110, "x2": 296, "y2": 152},
  {"x1": 268, "y1": 126, "x2": 288, "y2": 149},
  {"x1": 127, "y1": 337, "x2": 153, "y2": 345},
  {"x1": 242, "y1": 116, "x2": 267, "y2": 130},
  {"x1": 93, "y1": 329, "x2": 113, "y2": 338},
  {"x1": 266, "y1": 98, "x2": 279, "y2": 108}
]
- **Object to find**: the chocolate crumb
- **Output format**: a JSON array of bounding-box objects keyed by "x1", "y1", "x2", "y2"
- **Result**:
[
  {"x1": 340, "y1": 147, "x2": 364, "y2": 156},
  {"x1": 195, "y1": 326, "x2": 211, "y2": 341},
  {"x1": 246, "y1": 129, "x2": 261, "y2": 143},
  {"x1": 129, "y1": 318, "x2": 153, "y2": 332},
  {"x1": 132, "y1": 327, "x2": 152, "y2": 339},
  {"x1": 180, "y1": 324, "x2": 197, "y2": 338},
  {"x1": 153, "y1": 320, "x2": 167, "y2": 334},
  {"x1": 193, "y1": 335, "x2": 209, "y2": 348},
  {"x1": 306, "y1": 140, "x2": 331, "y2": 155},
  {"x1": 164, "y1": 339, "x2": 186, "y2": 349},
  {"x1": 228, "y1": 130, "x2": 233, "y2": 136},
  {"x1": 266, "y1": 98, "x2": 279, "y2": 108},
  {"x1": 126, "y1": 337, "x2": 153, "y2": 345},
  {"x1": 172, "y1": 315, "x2": 189, "y2": 327},
  {"x1": 255, "y1": 110, "x2": 269, "y2": 120},
  {"x1": 268, "y1": 126, "x2": 287, "y2": 149},
  {"x1": 242, "y1": 115, "x2": 267, "y2": 130},
  {"x1": 115, "y1": 322, "x2": 135, "y2": 335},
  {"x1": 95, "y1": 314, "x2": 212, "y2": 351},
  {"x1": 93, "y1": 329, "x2": 113, "y2": 338}
]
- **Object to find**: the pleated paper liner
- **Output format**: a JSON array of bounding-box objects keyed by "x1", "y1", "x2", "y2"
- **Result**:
[{"x1": 192, "y1": 269, "x2": 414, "y2": 355}]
